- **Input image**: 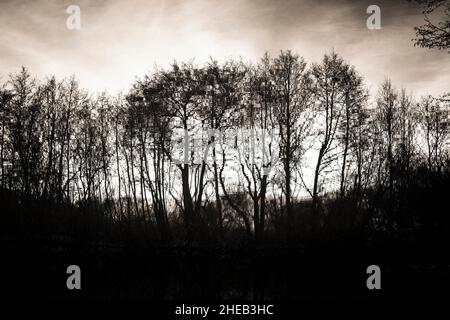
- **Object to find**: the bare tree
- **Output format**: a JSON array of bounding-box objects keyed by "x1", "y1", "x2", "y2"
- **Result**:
[
  {"x1": 271, "y1": 50, "x2": 312, "y2": 230},
  {"x1": 310, "y1": 52, "x2": 349, "y2": 206},
  {"x1": 152, "y1": 62, "x2": 206, "y2": 238},
  {"x1": 201, "y1": 59, "x2": 246, "y2": 233},
  {"x1": 7, "y1": 67, "x2": 43, "y2": 196},
  {"x1": 376, "y1": 79, "x2": 399, "y2": 199},
  {"x1": 413, "y1": 0, "x2": 450, "y2": 51},
  {"x1": 419, "y1": 94, "x2": 450, "y2": 173},
  {"x1": 337, "y1": 67, "x2": 368, "y2": 197}
]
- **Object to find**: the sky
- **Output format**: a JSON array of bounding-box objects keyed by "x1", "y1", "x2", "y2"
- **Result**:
[{"x1": 1, "y1": 0, "x2": 449, "y2": 97}]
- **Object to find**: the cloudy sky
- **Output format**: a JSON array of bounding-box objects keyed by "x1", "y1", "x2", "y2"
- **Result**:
[{"x1": 1, "y1": 0, "x2": 449, "y2": 97}]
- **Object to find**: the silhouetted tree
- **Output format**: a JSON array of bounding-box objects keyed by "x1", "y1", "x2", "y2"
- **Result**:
[
  {"x1": 310, "y1": 52, "x2": 349, "y2": 207},
  {"x1": 413, "y1": 0, "x2": 450, "y2": 51},
  {"x1": 271, "y1": 50, "x2": 312, "y2": 235},
  {"x1": 1, "y1": 51, "x2": 449, "y2": 251}
]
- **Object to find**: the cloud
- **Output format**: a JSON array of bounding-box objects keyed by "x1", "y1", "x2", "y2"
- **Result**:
[{"x1": 0, "y1": 0, "x2": 448, "y2": 96}]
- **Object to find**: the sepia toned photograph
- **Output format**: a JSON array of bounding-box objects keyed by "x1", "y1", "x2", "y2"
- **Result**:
[{"x1": 1, "y1": 0, "x2": 449, "y2": 313}]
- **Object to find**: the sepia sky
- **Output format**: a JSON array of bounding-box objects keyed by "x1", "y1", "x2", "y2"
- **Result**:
[{"x1": 1, "y1": 0, "x2": 449, "y2": 97}]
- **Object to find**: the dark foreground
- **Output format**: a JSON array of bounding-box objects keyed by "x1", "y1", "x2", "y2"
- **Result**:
[{"x1": 2, "y1": 240, "x2": 449, "y2": 302}]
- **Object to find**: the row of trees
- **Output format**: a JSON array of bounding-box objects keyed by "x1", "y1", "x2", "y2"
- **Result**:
[{"x1": 1, "y1": 51, "x2": 449, "y2": 244}]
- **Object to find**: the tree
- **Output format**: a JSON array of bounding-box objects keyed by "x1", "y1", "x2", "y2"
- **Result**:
[
  {"x1": 396, "y1": 89, "x2": 418, "y2": 187},
  {"x1": 310, "y1": 52, "x2": 349, "y2": 206},
  {"x1": 127, "y1": 81, "x2": 172, "y2": 238},
  {"x1": 201, "y1": 59, "x2": 246, "y2": 233},
  {"x1": 0, "y1": 86, "x2": 13, "y2": 189},
  {"x1": 271, "y1": 50, "x2": 312, "y2": 231},
  {"x1": 375, "y1": 79, "x2": 399, "y2": 199},
  {"x1": 152, "y1": 62, "x2": 206, "y2": 239},
  {"x1": 6, "y1": 67, "x2": 44, "y2": 196},
  {"x1": 419, "y1": 94, "x2": 450, "y2": 173},
  {"x1": 337, "y1": 67, "x2": 368, "y2": 197},
  {"x1": 218, "y1": 55, "x2": 279, "y2": 241},
  {"x1": 413, "y1": 0, "x2": 450, "y2": 51}
]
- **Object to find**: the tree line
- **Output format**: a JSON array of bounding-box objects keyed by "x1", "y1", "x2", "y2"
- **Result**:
[{"x1": 1, "y1": 50, "x2": 449, "y2": 247}]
